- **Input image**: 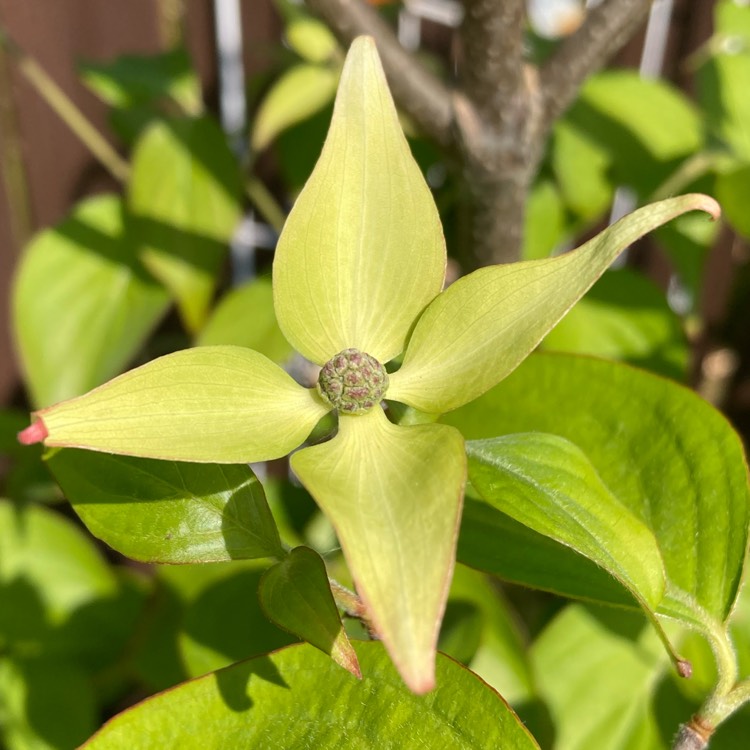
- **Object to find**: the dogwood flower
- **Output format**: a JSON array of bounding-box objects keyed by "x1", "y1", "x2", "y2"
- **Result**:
[{"x1": 19, "y1": 37, "x2": 718, "y2": 693}]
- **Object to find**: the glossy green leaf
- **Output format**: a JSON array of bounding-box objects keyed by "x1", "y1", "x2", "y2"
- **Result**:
[
  {"x1": 47, "y1": 450, "x2": 283, "y2": 562},
  {"x1": 543, "y1": 269, "x2": 688, "y2": 379},
  {"x1": 716, "y1": 164, "x2": 750, "y2": 239},
  {"x1": 286, "y1": 17, "x2": 338, "y2": 63},
  {"x1": 458, "y1": 497, "x2": 635, "y2": 608},
  {"x1": 443, "y1": 353, "x2": 750, "y2": 628},
  {"x1": 79, "y1": 48, "x2": 201, "y2": 114},
  {"x1": 260, "y1": 546, "x2": 360, "y2": 676},
  {"x1": 273, "y1": 36, "x2": 446, "y2": 365},
  {"x1": 578, "y1": 71, "x2": 703, "y2": 161},
  {"x1": 34, "y1": 346, "x2": 330, "y2": 463},
  {"x1": 531, "y1": 604, "x2": 669, "y2": 750},
  {"x1": 129, "y1": 117, "x2": 243, "y2": 333},
  {"x1": 0, "y1": 657, "x2": 97, "y2": 750},
  {"x1": 82, "y1": 641, "x2": 539, "y2": 749},
  {"x1": 466, "y1": 433, "x2": 666, "y2": 612},
  {"x1": 252, "y1": 64, "x2": 338, "y2": 151},
  {"x1": 389, "y1": 195, "x2": 718, "y2": 413},
  {"x1": 292, "y1": 407, "x2": 465, "y2": 693},
  {"x1": 13, "y1": 194, "x2": 169, "y2": 408},
  {"x1": 195, "y1": 275, "x2": 293, "y2": 363}
]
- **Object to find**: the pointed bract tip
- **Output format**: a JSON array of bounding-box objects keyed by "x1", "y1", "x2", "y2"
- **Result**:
[
  {"x1": 18, "y1": 419, "x2": 48, "y2": 446},
  {"x1": 693, "y1": 193, "x2": 721, "y2": 221},
  {"x1": 405, "y1": 670, "x2": 436, "y2": 696}
]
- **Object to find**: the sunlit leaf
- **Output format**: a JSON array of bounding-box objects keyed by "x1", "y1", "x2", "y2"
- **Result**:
[
  {"x1": 467, "y1": 433, "x2": 666, "y2": 612},
  {"x1": 13, "y1": 195, "x2": 169, "y2": 407},
  {"x1": 178, "y1": 564, "x2": 295, "y2": 678},
  {"x1": 260, "y1": 546, "x2": 360, "y2": 676},
  {"x1": 79, "y1": 48, "x2": 201, "y2": 114},
  {"x1": 523, "y1": 179, "x2": 566, "y2": 260},
  {"x1": 292, "y1": 407, "x2": 465, "y2": 693},
  {"x1": 389, "y1": 195, "x2": 718, "y2": 413},
  {"x1": 252, "y1": 64, "x2": 338, "y2": 151},
  {"x1": 33, "y1": 347, "x2": 330, "y2": 463},
  {"x1": 273, "y1": 36, "x2": 445, "y2": 365},
  {"x1": 47, "y1": 450, "x2": 283, "y2": 562},
  {"x1": 0, "y1": 657, "x2": 96, "y2": 750},
  {"x1": 129, "y1": 117, "x2": 243, "y2": 333},
  {"x1": 195, "y1": 275, "x2": 293, "y2": 363},
  {"x1": 444, "y1": 353, "x2": 750, "y2": 629},
  {"x1": 531, "y1": 604, "x2": 669, "y2": 750},
  {"x1": 716, "y1": 164, "x2": 750, "y2": 239},
  {"x1": 286, "y1": 17, "x2": 338, "y2": 63},
  {"x1": 543, "y1": 269, "x2": 688, "y2": 379},
  {"x1": 82, "y1": 642, "x2": 540, "y2": 749}
]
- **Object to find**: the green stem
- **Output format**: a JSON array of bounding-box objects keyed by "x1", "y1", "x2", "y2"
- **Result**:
[
  {"x1": 0, "y1": 29, "x2": 130, "y2": 183},
  {"x1": 650, "y1": 151, "x2": 721, "y2": 203},
  {"x1": 244, "y1": 176, "x2": 286, "y2": 234}
]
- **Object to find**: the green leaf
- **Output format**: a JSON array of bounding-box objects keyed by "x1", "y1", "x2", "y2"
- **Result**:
[
  {"x1": 716, "y1": 164, "x2": 750, "y2": 239},
  {"x1": 389, "y1": 195, "x2": 718, "y2": 414},
  {"x1": 260, "y1": 546, "x2": 360, "y2": 676},
  {"x1": 46, "y1": 450, "x2": 283, "y2": 563},
  {"x1": 82, "y1": 641, "x2": 540, "y2": 749},
  {"x1": 291, "y1": 408, "x2": 465, "y2": 693},
  {"x1": 531, "y1": 604, "x2": 669, "y2": 750},
  {"x1": 12, "y1": 195, "x2": 169, "y2": 407},
  {"x1": 552, "y1": 121, "x2": 614, "y2": 220},
  {"x1": 0, "y1": 657, "x2": 97, "y2": 750},
  {"x1": 178, "y1": 564, "x2": 296, "y2": 678},
  {"x1": 445, "y1": 565, "x2": 535, "y2": 706},
  {"x1": 286, "y1": 17, "x2": 338, "y2": 63},
  {"x1": 466, "y1": 434, "x2": 666, "y2": 612},
  {"x1": 523, "y1": 179, "x2": 566, "y2": 260},
  {"x1": 129, "y1": 117, "x2": 243, "y2": 333},
  {"x1": 699, "y1": 49, "x2": 750, "y2": 160},
  {"x1": 273, "y1": 36, "x2": 446, "y2": 365},
  {"x1": 79, "y1": 48, "x2": 202, "y2": 114},
  {"x1": 458, "y1": 497, "x2": 635, "y2": 608},
  {"x1": 542, "y1": 269, "x2": 689, "y2": 380},
  {"x1": 34, "y1": 346, "x2": 330, "y2": 463},
  {"x1": 578, "y1": 71, "x2": 703, "y2": 162},
  {"x1": 195, "y1": 275, "x2": 293, "y2": 363},
  {"x1": 0, "y1": 500, "x2": 117, "y2": 634},
  {"x1": 251, "y1": 64, "x2": 338, "y2": 151},
  {"x1": 443, "y1": 353, "x2": 750, "y2": 628}
]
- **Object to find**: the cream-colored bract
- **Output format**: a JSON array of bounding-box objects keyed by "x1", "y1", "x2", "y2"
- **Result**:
[
  {"x1": 292, "y1": 407, "x2": 466, "y2": 694},
  {"x1": 272, "y1": 36, "x2": 446, "y2": 367}
]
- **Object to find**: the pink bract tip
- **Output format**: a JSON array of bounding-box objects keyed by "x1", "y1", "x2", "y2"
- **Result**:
[{"x1": 18, "y1": 419, "x2": 48, "y2": 445}]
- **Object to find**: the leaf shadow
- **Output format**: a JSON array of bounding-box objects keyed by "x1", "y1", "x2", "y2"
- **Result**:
[{"x1": 213, "y1": 654, "x2": 289, "y2": 712}]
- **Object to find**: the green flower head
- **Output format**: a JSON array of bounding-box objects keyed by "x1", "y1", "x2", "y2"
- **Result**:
[{"x1": 19, "y1": 37, "x2": 718, "y2": 693}]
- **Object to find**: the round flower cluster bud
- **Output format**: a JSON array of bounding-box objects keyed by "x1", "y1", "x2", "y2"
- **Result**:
[{"x1": 317, "y1": 348, "x2": 389, "y2": 414}]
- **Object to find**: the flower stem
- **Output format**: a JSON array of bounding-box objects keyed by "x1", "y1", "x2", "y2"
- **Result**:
[{"x1": 0, "y1": 28, "x2": 130, "y2": 183}]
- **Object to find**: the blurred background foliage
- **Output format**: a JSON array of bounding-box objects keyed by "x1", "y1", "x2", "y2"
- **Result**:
[{"x1": 1, "y1": 1, "x2": 749, "y2": 747}]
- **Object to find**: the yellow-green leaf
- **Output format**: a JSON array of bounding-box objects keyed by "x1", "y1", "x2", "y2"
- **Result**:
[
  {"x1": 129, "y1": 117, "x2": 243, "y2": 333},
  {"x1": 291, "y1": 407, "x2": 465, "y2": 693},
  {"x1": 251, "y1": 64, "x2": 338, "y2": 151},
  {"x1": 389, "y1": 194, "x2": 719, "y2": 414},
  {"x1": 259, "y1": 546, "x2": 361, "y2": 677},
  {"x1": 33, "y1": 346, "x2": 329, "y2": 463},
  {"x1": 273, "y1": 36, "x2": 445, "y2": 365}
]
